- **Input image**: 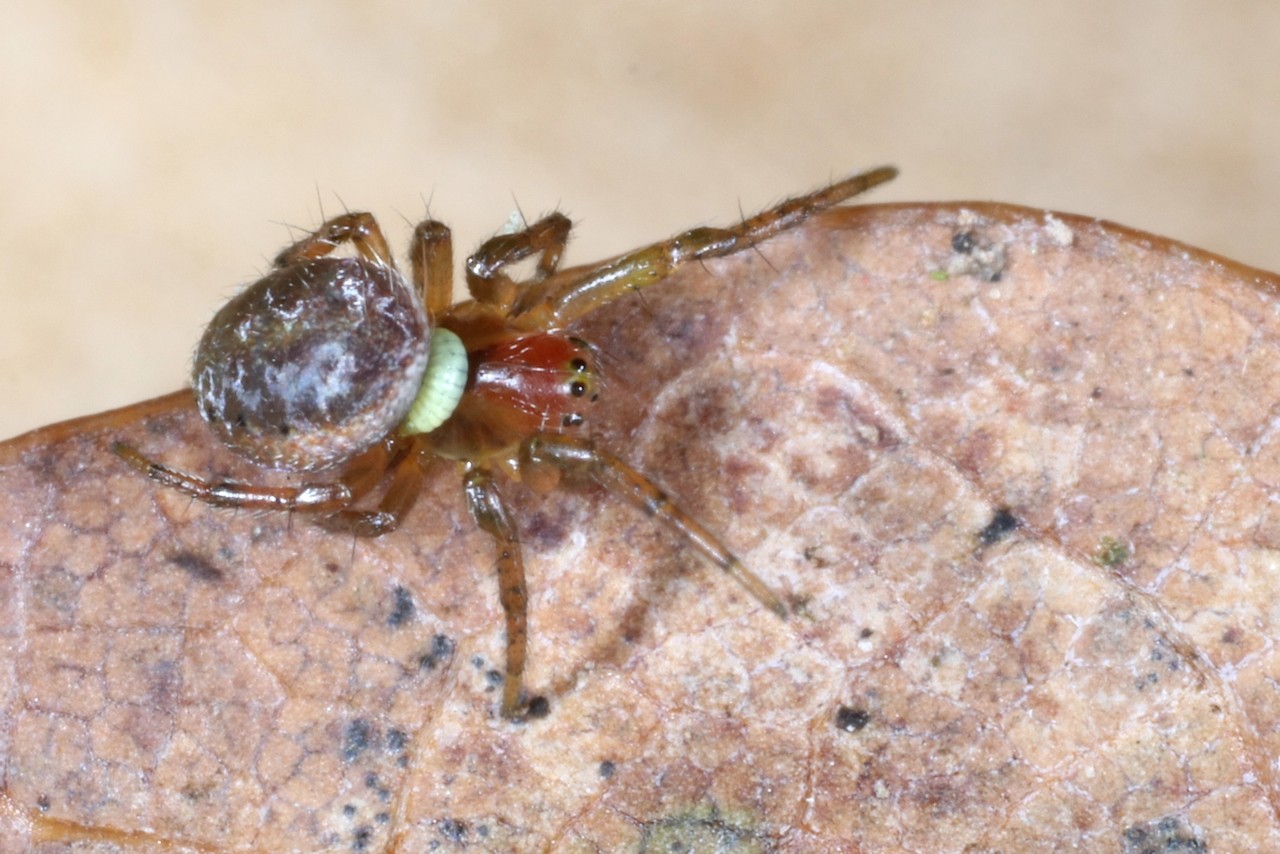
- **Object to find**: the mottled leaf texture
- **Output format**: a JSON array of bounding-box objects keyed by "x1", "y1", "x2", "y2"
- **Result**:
[{"x1": 2, "y1": 203, "x2": 1275, "y2": 852}]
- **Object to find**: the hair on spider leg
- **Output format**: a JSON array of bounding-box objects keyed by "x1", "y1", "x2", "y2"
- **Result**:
[
  {"x1": 313, "y1": 182, "x2": 327, "y2": 228},
  {"x1": 729, "y1": 198, "x2": 784, "y2": 277},
  {"x1": 330, "y1": 189, "x2": 353, "y2": 218},
  {"x1": 507, "y1": 192, "x2": 530, "y2": 234}
]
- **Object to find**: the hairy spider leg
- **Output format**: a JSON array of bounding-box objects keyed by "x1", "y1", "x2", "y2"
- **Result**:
[
  {"x1": 318, "y1": 436, "x2": 429, "y2": 536},
  {"x1": 274, "y1": 210, "x2": 397, "y2": 269},
  {"x1": 512, "y1": 165, "x2": 899, "y2": 330},
  {"x1": 465, "y1": 212, "x2": 573, "y2": 313},
  {"x1": 115, "y1": 410, "x2": 437, "y2": 535},
  {"x1": 522, "y1": 434, "x2": 788, "y2": 617},
  {"x1": 409, "y1": 219, "x2": 454, "y2": 322},
  {"x1": 112, "y1": 432, "x2": 427, "y2": 517},
  {"x1": 463, "y1": 466, "x2": 531, "y2": 719},
  {"x1": 113, "y1": 441, "x2": 354, "y2": 513}
]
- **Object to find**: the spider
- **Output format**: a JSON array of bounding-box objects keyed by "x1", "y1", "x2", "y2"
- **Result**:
[{"x1": 113, "y1": 165, "x2": 898, "y2": 720}]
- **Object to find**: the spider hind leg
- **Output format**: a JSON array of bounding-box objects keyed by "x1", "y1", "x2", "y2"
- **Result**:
[{"x1": 112, "y1": 442, "x2": 354, "y2": 513}]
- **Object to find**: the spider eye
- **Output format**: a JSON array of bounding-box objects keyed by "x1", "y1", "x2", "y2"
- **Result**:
[
  {"x1": 562, "y1": 413, "x2": 584, "y2": 428},
  {"x1": 569, "y1": 380, "x2": 587, "y2": 398},
  {"x1": 570, "y1": 358, "x2": 589, "y2": 373}
]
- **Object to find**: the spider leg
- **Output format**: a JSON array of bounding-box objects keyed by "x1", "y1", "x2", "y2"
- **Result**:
[
  {"x1": 512, "y1": 165, "x2": 898, "y2": 330},
  {"x1": 113, "y1": 442, "x2": 354, "y2": 513},
  {"x1": 463, "y1": 465, "x2": 533, "y2": 720},
  {"x1": 317, "y1": 437, "x2": 428, "y2": 537},
  {"x1": 520, "y1": 434, "x2": 789, "y2": 618},
  {"x1": 465, "y1": 212, "x2": 572, "y2": 313},
  {"x1": 409, "y1": 219, "x2": 454, "y2": 323},
  {"x1": 274, "y1": 211, "x2": 396, "y2": 269}
]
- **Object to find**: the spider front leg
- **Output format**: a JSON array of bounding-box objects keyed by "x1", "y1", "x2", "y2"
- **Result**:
[
  {"x1": 463, "y1": 465, "x2": 534, "y2": 720},
  {"x1": 521, "y1": 434, "x2": 789, "y2": 618},
  {"x1": 465, "y1": 212, "x2": 572, "y2": 313},
  {"x1": 512, "y1": 165, "x2": 898, "y2": 330}
]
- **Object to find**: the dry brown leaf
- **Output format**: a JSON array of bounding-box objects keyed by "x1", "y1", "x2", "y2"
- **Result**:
[{"x1": 3, "y1": 202, "x2": 1277, "y2": 852}]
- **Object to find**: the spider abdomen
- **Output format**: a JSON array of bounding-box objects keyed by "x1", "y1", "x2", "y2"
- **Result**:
[{"x1": 193, "y1": 256, "x2": 430, "y2": 472}]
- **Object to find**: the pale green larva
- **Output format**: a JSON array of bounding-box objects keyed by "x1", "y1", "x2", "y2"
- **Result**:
[{"x1": 403, "y1": 328, "x2": 469, "y2": 436}]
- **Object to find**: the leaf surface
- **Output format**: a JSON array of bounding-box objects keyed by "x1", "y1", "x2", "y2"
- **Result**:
[{"x1": 2, "y1": 203, "x2": 1276, "y2": 851}]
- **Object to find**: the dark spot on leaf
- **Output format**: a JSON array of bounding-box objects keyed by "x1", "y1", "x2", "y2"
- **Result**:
[
  {"x1": 417, "y1": 634, "x2": 455, "y2": 671},
  {"x1": 1122, "y1": 814, "x2": 1205, "y2": 853},
  {"x1": 343, "y1": 718, "x2": 373, "y2": 763},
  {"x1": 836, "y1": 706, "x2": 871, "y2": 732},
  {"x1": 387, "y1": 584, "x2": 415, "y2": 628},
  {"x1": 439, "y1": 818, "x2": 467, "y2": 843},
  {"x1": 168, "y1": 550, "x2": 223, "y2": 582},
  {"x1": 978, "y1": 507, "x2": 1019, "y2": 545}
]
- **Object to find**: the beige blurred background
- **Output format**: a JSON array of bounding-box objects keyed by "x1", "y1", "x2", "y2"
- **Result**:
[{"x1": 2, "y1": 3, "x2": 1278, "y2": 441}]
